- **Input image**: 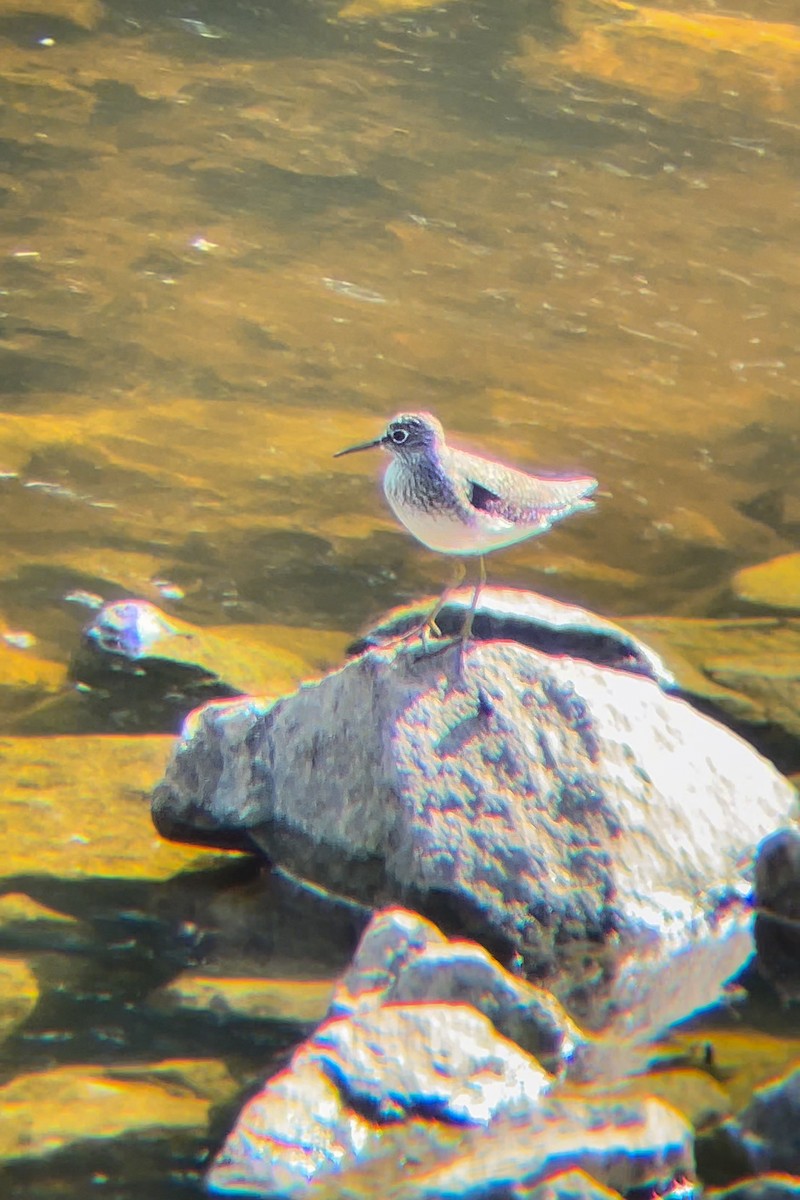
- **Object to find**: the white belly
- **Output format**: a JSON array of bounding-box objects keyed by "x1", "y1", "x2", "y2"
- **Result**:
[{"x1": 383, "y1": 463, "x2": 535, "y2": 555}]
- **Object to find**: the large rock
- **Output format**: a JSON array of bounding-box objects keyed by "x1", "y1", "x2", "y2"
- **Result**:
[{"x1": 153, "y1": 635, "x2": 797, "y2": 1023}]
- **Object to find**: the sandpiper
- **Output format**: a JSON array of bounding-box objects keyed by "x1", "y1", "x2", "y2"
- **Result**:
[{"x1": 334, "y1": 412, "x2": 598, "y2": 660}]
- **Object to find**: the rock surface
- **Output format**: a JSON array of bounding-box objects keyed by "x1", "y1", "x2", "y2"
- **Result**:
[
  {"x1": 0, "y1": 1059, "x2": 237, "y2": 1164},
  {"x1": 151, "y1": 971, "x2": 334, "y2": 1025},
  {"x1": 328, "y1": 907, "x2": 585, "y2": 1076},
  {"x1": 732, "y1": 1063, "x2": 800, "y2": 1175},
  {"x1": 208, "y1": 999, "x2": 694, "y2": 1197},
  {"x1": 709, "y1": 1176, "x2": 800, "y2": 1200},
  {"x1": 754, "y1": 828, "x2": 800, "y2": 1002},
  {"x1": 153, "y1": 637, "x2": 796, "y2": 1022},
  {"x1": 732, "y1": 554, "x2": 800, "y2": 612},
  {"x1": 350, "y1": 587, "x2": 675, "y2": 689},
  {"x1": 0, "y1": 893, "x2": 94, "y2": 953}
]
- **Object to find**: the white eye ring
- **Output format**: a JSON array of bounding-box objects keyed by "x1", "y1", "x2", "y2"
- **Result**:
[{"x1": 390, "y1": 427, "x2": 409, "y2": 444}]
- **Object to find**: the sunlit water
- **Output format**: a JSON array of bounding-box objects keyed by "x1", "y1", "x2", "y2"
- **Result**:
[{"x1": 1, "y1": 0, "x2": 800, "y2": 1194}]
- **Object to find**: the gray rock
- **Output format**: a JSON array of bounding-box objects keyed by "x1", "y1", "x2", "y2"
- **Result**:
[
  {"x1": 351, "y1": 586, "x2": 675, "y2": 689},
  {"x1": 207, "y1": 1002, "x2": 694, "y2": 1198},
  {"x1": 327, "y1": 906, "x2": 586, "y2": 1076},
  {"x1": 732, "y1": 1062, "x2": 800, "y2": 1174},
  {"x1": 754, "y1": 827, "x2": 800, "y2": 1002},
  {"x1": 153, "y1": 636, "x2": 797, "y2": 1023}
]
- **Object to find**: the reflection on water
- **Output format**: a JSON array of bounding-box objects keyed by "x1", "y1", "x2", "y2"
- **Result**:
[{"x1": 1, "y1": 0, "x2": 800, "y2": 1193}]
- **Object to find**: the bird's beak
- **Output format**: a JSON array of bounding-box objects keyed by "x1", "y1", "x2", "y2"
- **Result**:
[{"x1": 333, "y1": 435, "x2": 383, "y2": 458}]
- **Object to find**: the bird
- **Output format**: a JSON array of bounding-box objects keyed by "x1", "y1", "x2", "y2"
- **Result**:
[{"x1": 334, "y1": 412, "x2": 598, "y2": 664}]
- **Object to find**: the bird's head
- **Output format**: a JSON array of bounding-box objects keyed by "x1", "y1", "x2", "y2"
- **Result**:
[{"x1": 334, "y1": 412, "x2": 444, "y2": 460}]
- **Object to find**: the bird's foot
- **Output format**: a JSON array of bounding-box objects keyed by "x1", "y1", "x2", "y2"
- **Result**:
[
  {"x1": 380, "y1": 614, "x2": 443, "y2": 652},
  {"x1": 412, "y1": 632, "x2": 459, "y2": 662}
]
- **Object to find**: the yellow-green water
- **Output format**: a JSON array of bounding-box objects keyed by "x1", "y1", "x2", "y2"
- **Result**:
[{"x1": 1, "y1": 0, "x2": 800, "y2": 1195}]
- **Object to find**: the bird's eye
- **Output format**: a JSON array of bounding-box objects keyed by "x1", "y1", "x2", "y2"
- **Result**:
[{"x1": 390, "y1": 427, "x2": 409, "y2": 444}]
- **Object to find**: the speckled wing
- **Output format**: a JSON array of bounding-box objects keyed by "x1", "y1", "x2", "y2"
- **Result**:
[{"x1": 458, "y1": 450, "x2": 597, "y2": 532}]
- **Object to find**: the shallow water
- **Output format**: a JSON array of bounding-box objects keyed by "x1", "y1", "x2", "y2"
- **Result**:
[{"x1": 1, "y1": 0, "x2": 800, "y2": 1194}]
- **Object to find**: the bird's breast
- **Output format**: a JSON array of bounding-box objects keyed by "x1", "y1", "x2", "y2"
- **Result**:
[{"x1": 382, "y1": 458, "x2": 516, "y2": 555}]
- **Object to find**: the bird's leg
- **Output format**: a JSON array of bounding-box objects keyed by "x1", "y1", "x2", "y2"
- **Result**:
[
  {"x1": 384, "y1": 560, "x2": 464, "y2": 652},
  {"x1": 457, "y1": 555, "x2": 485, "y2": 677},
  {"x1": 419, "y1": 559, "x2": 466, "y2": 649}
]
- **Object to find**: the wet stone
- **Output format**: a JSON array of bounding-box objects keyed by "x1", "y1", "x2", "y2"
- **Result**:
[
  {"x1": 728, "y1": 1063, "x2": 800, "y2": 1176},
  {"x1": 151, "y1": 971, "x2": 334, "y2": 1025},
  {"x1": 328, "y1": 907, "x2": 586, "y2": 1078},
  {"x1": 208, "y1": 998, "x2": 694, "y2": 1198}
]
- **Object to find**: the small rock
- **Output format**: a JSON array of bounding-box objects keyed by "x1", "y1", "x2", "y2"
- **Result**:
[
  {"x1": 72, "y1": 599, "x2": 341, "y2": 732},
  {"x1": 729, "y1": 1063, "x2": 800, "y2": 1175}
]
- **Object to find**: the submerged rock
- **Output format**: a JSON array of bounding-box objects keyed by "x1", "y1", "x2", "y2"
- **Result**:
[
  {"x1": 0, "y1": 893, "x2": 95, "y2": 953},
  {"x1": 511, "y1": 0, "x2": 800, "y2": 123},
  {"x1": 0, "y1": 957, "x2": 39, "y2": 1046},
  {"x1": 0, "y1": 1059, "x2": 237, "y2": 1165},
  {"x1": 152, "y1": 628, "x2": 795, "y2": 1025},
  {"x1": 1, "y1": 0, "x2": 104, "y2": 30},
  {"x1": 151, "y1": 971, "x2": 334, "y2": 1025},
  {"x1": 732, "y1": 554, "x2": 800, "y2": 612}
]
